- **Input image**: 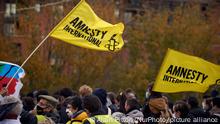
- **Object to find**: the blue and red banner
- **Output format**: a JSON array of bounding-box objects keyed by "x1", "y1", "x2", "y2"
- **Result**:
[{"x1": 0, "y1": 61, "x2": 25, "y2": 96}]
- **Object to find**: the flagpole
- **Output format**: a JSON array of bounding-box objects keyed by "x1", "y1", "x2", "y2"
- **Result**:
[
  {"x1": 4, "y1": 0, "x2": 78, "y2": 90},
  {"x1": 6, "y1": 34, "x2": 50, "y2": 89}
]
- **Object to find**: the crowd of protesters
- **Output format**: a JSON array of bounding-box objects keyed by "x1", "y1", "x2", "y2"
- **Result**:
[{"x1": 0, "y1": 84, "x2": 220, "y2": 124}]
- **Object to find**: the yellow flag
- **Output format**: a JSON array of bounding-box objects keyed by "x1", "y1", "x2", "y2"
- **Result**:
[
  {"x1": 153, "y1": 49, "x2": 220, "y2": 93},
  {"x1": 49, "y1": 0, "x2": 124, "y2": 52}
]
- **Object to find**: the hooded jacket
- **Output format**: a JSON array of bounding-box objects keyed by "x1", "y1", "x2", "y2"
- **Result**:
[{"x1": 66, "y1": 110, "x2": 88, "y2": 124}]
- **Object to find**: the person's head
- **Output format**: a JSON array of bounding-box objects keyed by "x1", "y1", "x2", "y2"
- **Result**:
[
  {"x1": 0, "y1": 96, "x2": 23, "y2": 120},
  {"x1": 125, "y1": 88, "x2": 136, "y2": 99},
  {"x1": 79, "y1": 85, "x2": 93, "y2": 97},
  {"x1": 202, "y1": 95, "x2": 212, "y2": 111},
  {"x1": 187, "y1": 96, "x2": 199, "y2": 109},
  {"x1": 66, "y1": 96, "x2": 83, "y2": 117},
  {"x1": 125, "y1": 98, "x2": 140, "y2": 112},
  {"x1": 34, "y1": 89, "x2": 49, "y2": 102},
  {"x1": 173, "y1": 100, "x2": 189, "y2": 118},
  {"x1": 149, "y1": 97, "x2": 167, "y2": 114},
  {"x1": 56, "y1": 88, "x2": 77, "y2": 105},
  {"x1": 117, "y1": 92, "x2": 127, "y2": 113},
  {"x1": 108, "y1": 92, "x2": 117, "y2": 105},
  {"x1": 212, "y1": 97, "x2": 220, "y2": 108},
  {"x1": 82, "y1": 95, "x2": 102, "y2": 115},
  {"x1": 93, "y1": 88, "x2": 107, "y2": 106},
  {"x1": 59, "y1": 88, "x2": 74, "y2": 98},
  {"x1": 9, "y1": 100, "x2": 23, "y2": 117},
  {"x1": 22, "y1": 96, "x2": 35, "y2": 111},
  {"x1": 145, "y1": 82, "x2": 157, "y2": 100},
  {"x1": 36, "y1": 95, "x2": 58, "y2": 115}
]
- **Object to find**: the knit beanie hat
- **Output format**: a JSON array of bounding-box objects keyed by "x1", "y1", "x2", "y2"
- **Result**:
[{"x1": 93, "y1": 88, "x2": 107, "y2": 105}]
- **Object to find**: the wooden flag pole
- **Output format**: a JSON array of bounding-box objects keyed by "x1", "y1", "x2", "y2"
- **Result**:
[{"x1": 6, "y1": 34, "x2": 50, "y2": 89}]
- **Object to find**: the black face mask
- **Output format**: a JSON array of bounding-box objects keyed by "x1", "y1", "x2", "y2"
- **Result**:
[{"x1": 36, "y1": 105, "x2": 45, "y2": 115}]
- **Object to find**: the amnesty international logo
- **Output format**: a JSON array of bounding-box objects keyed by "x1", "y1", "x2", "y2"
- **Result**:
[{"x1": 105, "y1": 34, "x2": 119, "y2": 52}]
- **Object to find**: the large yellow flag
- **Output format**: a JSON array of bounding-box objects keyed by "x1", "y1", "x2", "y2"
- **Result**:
[
  {"x1": 153, "y1": 49, "x2": 220, "y2": 93},
  {"x1": 49, "y1": 0, "x2": 124, "y2": 52}
]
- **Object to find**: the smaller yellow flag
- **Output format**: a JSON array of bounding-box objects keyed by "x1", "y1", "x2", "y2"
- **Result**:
[
  {"x1": 153, "y1": 49, "x2": 220, "y2": 93},
  {"x1": 49, "y1": 0, "x2": 124, "y2": 52}
]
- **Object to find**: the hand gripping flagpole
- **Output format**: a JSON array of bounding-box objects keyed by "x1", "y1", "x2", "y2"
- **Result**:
[{"x1": 6, "y1": 34, "x2": 50, "y2": 89}]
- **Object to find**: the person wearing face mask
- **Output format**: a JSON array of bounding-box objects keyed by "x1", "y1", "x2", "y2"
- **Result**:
[
  {"x1": 65, "y1": 96, "x2": 88, "y2": 124},
  {"x1": 172, "y1": 100, "x2": 189, "y2": 118},
  {"x1": 172, "y1": 100, "x2": 190, "y2": 124},
  {"x1": 31, "y1": 95, "x2": 60, "y2": 124},
  {"x1": 82, "y1": 95, "x2": 120, "y2": 124},
  {"x1": 202, "y1": 95, "x2": 212, "y2": 114}
]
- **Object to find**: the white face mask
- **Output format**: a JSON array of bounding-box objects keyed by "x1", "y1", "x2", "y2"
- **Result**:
[
  {"x1": 66, "y1": 109, "x2": 73, "y2": 117},
  {"x1": 202, "y1": 102, "x2": 207, "y2": 110},
  {"x1": 172, "y1": 113, "x2": 177, "y2": 118},
  {"x1": 145, "y1": 91, "x2": 150, "y2": 99}
]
